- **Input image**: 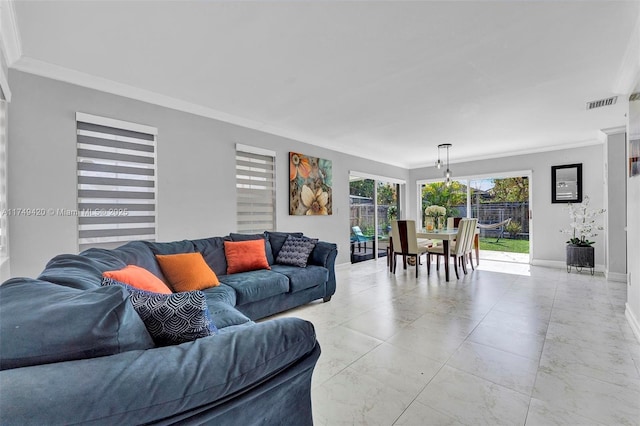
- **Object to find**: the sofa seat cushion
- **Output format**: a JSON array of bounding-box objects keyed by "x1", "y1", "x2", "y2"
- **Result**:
[
  {"x1": 206, "y1": 301, "x2": 253, "y2": 329},
  {"x1": 218, "y1": 270, "x2": 289, "y2": 305},
  {"x1": 201, "y1": 283, "x2": 237, "y2": 306},
  {"x1": 269, "y1": 265, "x2": 328, "y2": 293},
  {"x1": 0, "y1": 279, "x2": 154, "y2": 371}
]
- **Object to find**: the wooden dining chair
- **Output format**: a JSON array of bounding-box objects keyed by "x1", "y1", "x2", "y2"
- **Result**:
[
  {"x1": 391, "y1": 220, "x2": 432, "y2": 277},
  {"x1": 427, "y1": 218, "x2": 477, "y2": 279}
]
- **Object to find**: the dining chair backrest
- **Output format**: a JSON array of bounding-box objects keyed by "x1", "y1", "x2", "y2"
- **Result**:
[
  {"x1": 451, "y1": 218, "x2": 476, "y2": 256},
  {"x1": 391, "y1": 220, "x2": 420, "y2": 255},
  {"x1": 457, "y1": 218, "x2": 478, "y2": 255}
]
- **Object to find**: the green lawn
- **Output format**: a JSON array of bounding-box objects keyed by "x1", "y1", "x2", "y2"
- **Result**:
[{"x1": 479, "y1": 237, "x2": 530, "y2": 254}]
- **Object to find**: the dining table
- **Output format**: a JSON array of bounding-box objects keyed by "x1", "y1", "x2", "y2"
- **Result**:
[{"x1": 416, "y1": 228, "x2": 480, "y2": 282}]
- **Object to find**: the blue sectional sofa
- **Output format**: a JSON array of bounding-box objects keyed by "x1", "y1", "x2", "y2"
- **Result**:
[{"x1": 0, "y1": 231, "x2": 337, "y2": 425}]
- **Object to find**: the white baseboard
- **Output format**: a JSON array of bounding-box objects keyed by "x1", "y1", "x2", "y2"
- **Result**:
[
  {"x1": 531, "y1": 259, "x2": 606, "y2": 273},
  {"x1": 530, "y1": 259, "x2": 565, "y2": 269},
  {"x1": 605, "y1": 271, "x2": 628, "y2": 282},
  {"x1": 625, "y1": 304, "x2": 640, "y2": 343}
]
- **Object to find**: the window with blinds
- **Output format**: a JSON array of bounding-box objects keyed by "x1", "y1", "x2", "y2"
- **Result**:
[
  {"x1": 236, "y1": 145, "x2": 276, "y2": 233},
  {"x1": 76, "y1": 113, "x2": 157, "y2": 251}
]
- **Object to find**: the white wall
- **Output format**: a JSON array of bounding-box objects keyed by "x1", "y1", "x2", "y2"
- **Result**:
[
  {"x1": 0, "y1": 38, "x2": 9, "y2": 282},
  {"x1": 627, "y1": 94, "x2": 640, "y2": 340},
  {"x1": 408, "y1": 145, "x2": 608, "y2": 268},
  {"x1": 603, "y1": 129, "x2": 628, "y2": 282},
  {"x1": 7, "y1": 70, "x2": 408, "y2": 277}
]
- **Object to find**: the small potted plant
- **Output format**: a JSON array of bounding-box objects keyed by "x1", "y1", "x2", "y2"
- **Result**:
[{"x1": 560, "y1": 196, "x2": 605, "y2": 275}]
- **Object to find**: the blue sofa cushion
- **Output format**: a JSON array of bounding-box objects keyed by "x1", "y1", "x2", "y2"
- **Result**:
[
  {"x1": 0, "y1": 318, "x2": 317, "y2": 425},
  {"x1": 219, "y1": 270, "x2": 289, "y2": 305},
  {"x1": 111, "y1": 241, "x2": 168, "y2": 282},
  {"x1": 38, "y1": 252, "x2": 126, "y2": 290},
  {"x1": 103, "y1": 278, "x2": 218, "y2": 346},
  {"x1": 270, "y1": 264, "x2": 329, "y2": 293},
  {"x1": 264, "y1": 231, "x2": 304, "y2": 260},
  {"x1": 201, "y1": 283, "x2": 237, "y2": 305},
  {"x1": 275, "y1": 236, "x2": 318, "y2": 267},
  {"x1": 144, "y1": 240, "x2": 196, "y2": 256},
  {"x1": 230, "y1": 233, "x2": 275, "y2": 265},
  {"x1": 0, "y1": 279, "x2": 154, "y2": 371},
  {"x1": 192, "y1": 236, "x2": 228, "y2": 277},
  {"x1": 206, "y1": 300, "x2": 253, "y2": 329}
]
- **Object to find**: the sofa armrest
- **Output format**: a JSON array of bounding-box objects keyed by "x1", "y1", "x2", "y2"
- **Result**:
[
  {"x1": 0, "y1": 318, "x2": 319, "y2": 425},
  {"x1": 309, "y1": 241, "x2": 338, "y2": 297}
]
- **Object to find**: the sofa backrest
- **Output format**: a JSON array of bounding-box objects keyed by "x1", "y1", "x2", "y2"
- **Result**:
[
  {"x1": 0, "y1": 278, "x2": 154, "y2": 371},
  {"x1": 34, "y1": 233, "x2": 334, "y2": 291},
  {"x1": 38, "y1": 249, "x2": 127, "y2": 290},
  {"x1": 144, "y1": 237, "x2": 228, "y2": 277}
]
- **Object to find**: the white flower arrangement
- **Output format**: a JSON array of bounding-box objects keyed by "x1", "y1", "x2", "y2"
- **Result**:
[
  {"x1": 560, "y1": 196, "x2": 605, "y2": 247},
  {"x1": 425, "y1": 205, "x2": 447, "y2": 217}
]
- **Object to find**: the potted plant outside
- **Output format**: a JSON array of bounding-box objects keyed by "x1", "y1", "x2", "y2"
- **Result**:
[{"x1": 560, "y1": 196, "x2": 605, "y2": 275}]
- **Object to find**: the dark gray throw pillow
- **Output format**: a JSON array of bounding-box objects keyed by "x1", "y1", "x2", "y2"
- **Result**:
[
  {"x1": 275, "y1": 236, "x2": 318, "y2": 268},
  {"x1": 102, "y1": 278, "x2": 217, "y2": 346}
]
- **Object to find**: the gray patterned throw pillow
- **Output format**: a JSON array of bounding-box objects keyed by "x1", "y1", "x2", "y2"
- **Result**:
[
  {"x1": 102, "y1": 278, "x2": 217, "y2": 346},
  {"x1": 275, "y1": 236, "x2": 318, "y2": 267}
]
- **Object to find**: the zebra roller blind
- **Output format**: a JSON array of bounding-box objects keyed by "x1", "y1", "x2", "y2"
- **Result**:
[
  {"x1": 236, "y1": 145, "x2": 276, "y2": 233},
  {"x1": 76, "y1": 113, "x2": 157, "y2": 251}
]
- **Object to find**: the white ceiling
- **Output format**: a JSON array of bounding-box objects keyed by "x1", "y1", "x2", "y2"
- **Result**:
[{"x1": 8, "y1": 1, "x2": 640, "y2": 168}]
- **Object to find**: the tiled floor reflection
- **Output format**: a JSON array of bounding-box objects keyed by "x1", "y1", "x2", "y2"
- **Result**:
[{"x1": 270, "y1": 258, "x2": 640, "y2": 425}]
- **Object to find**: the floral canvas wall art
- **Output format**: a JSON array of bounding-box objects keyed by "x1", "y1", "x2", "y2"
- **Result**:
[{"x1": 289, "y1": 152, "x2": 332, "y2": 215}]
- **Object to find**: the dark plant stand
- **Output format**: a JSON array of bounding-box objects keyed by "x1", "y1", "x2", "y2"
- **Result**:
[{"x1": 566, "y1": 244, "x2": 594, "y2": 275}]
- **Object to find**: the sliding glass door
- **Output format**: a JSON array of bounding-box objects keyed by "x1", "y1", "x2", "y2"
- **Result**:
[
  {"x1": 350, "y1": 175, "x2": 400, "y2": 263},
  {"x1": 419, "y1": 172, "x2": 531, "y2": 263}
]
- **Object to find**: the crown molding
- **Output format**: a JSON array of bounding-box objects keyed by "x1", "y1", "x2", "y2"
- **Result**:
[
  {"x1": 11, "y1": 57, "x2": 411, "y2": 168},
  {"x1": 10, "y1": 57, "x2": 613, "y2": 172},
  {"x1": 0, "y1": 0, "x2": 22, "y2": 66},
  {"x1": 408, "y1": 137, "x2": 604, "y2": 170},
  {"x1": 600, "y1": 126, "x2": 627, "y2": 136}
]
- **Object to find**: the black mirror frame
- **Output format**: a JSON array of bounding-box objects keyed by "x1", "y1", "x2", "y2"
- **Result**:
[{"x1": 551, "y1": 163, "x2": 582, "y2": 204}]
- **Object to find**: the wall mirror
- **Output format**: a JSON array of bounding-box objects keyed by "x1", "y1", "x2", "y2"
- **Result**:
[{"x1": 551, "y1": 163, "x2": 582, "y2": 203}]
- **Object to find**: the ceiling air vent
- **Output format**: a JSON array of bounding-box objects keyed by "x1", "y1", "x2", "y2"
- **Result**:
[
  {"x1": 630, "y1": 93, "x2": 640, "y2": 102},
  {"x1": 586, "y1": 96, "x2": 617, "y2": 110}
]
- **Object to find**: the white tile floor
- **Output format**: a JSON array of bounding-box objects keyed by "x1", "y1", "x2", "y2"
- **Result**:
[{"x1": 271, "y1": 257, "x2": 640, "y2": 425}]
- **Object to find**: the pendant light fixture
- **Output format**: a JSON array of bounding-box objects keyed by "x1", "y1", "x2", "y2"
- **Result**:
[{"x1": 437, "y1": 143, "x2": 453, "y2": 186}]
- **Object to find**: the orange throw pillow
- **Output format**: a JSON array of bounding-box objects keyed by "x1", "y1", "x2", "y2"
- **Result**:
[
  {"x1": 155, "y1": 252, "x2": 220, "y2": 292},
  {"x1": 102, "y1": 265, "x2": 172, "y2": 294},
  {"x1": 224, "y1": 240, "x2": 271, "y2": 274}
]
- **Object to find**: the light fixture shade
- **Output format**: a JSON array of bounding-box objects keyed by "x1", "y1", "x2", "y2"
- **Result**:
[{"x1": 437, "y1": 143, "x2": 453, "y2": 182}]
